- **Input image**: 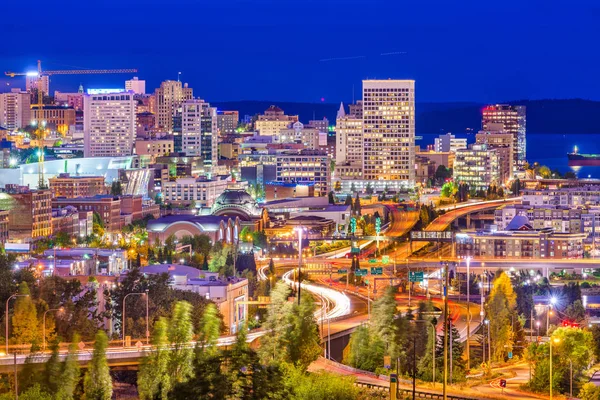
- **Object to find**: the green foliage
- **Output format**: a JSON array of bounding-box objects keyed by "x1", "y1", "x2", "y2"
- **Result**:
[
  {"x1": 486, "y1": 271, "x2": 516, "y2": 362},
  {"x1": 208, "y1": 242, "x2": 231, "y2": 275},
  {"x1": 83, "y1": 330, "x2": 112, "y2": 400},
  {"x1": 579, "y1": 382, "x2": 600, "y2": 400},
  {"x1": 343, "y1": 325, "x2": 385, "y2": 372},
  {"x1": 258, "y1": 282, "x2": 293, "y2": 365},
  {"x1": 198, "y1": 303, "x2": 221, "y2": 353},
  {"x1": 16, "y1": 384, "x2": 53, "y2": 400},
  {"x1": 110, "y1": 181, "x2": 123, "y2": 196},
  {"x1": 286, "y1": 295, "x2": 322, "y2": 370},
  {"x1": 284, "y1": 365, "x2": 359, "y2": 400},
  {"x1": 440, "y1": 181, "x2": 457, "y2": 198},
  {"x1": 564, "y1": 300, "x2": 586, "y2": 323},
  {"x1": 12, "y1": 282, "x2": 40, "y2": 350},
  {"x1": 168, "y1": 301, "x2": 194, "y2": 384},
  {"x1": 138, "y1": 318, "x2": 171, "y2": 400}
]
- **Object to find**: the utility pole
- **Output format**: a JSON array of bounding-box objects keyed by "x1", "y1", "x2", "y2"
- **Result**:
[
  {"x1": 466, "y1": 256, "x2": 471, "y2": 370},
  {"x1": 295, "y1": 227, "x2": 304, "y2": 306}
]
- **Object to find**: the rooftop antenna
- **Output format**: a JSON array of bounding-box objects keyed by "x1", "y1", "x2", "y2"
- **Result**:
[
  {"x1": 352, "y1": 84, "x2": 355, "y2": 104},
  {"x1": 177, "y1": 72, "x2": 181, "y2": 82}
]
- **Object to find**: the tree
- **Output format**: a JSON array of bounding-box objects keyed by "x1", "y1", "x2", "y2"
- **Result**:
[
  {"x1": 286, "y1": 295, "x2": 322, "y2": 370},
  {"x1": 333, "y1": 181, "x2": 342, "y2": 192},
  {"x1": 579, "y1": 382, "x2": 600, "y2": 400},
  {"x1": 486, "y1": 271, "x2": 516, "y2": 362},
  {"x1": 56, "y1": 336, "x2": 81, "y2": 400},
  {"x1": 564, "y1": 171, "x2": 577, "y2": 180},
  {"x1": 343, "y1": 325, "x2": 385, "y2": 372},
  {"x1": 434, "y1": 165, "x2": 451, "y2": 185},
  {"x1": 365, "y1": 182, "x2": 374, "y2": 195},
  {"x1": 564, "y1": 300, "x2": 586, "y2": 323},
  {"x1": 328, "y1": 191, "x2": 336, "y2": 204},
  {"x1": 168, "y1": 301, "x2": 194, "y2": 384},
  {"x1": 510, "y1": 178, "x2": 521, "y2": 195},
  {"x1": 83, "y1": 330, "x2": 112, "y2": 400},
  {"x1": 344, "y1": 194, "x2": 352, "y2": 206},
  {"x1": 350, "y1": 182, "x2": 356, "y2": 193},
  {"x1": 12, "y1": 282, "x2": 40, "y2": 350},
  {"x1": 285, "y1": 366, "x2": 359, "y2": 400},
  {"x1": 258, "y1": 282, "x2": 293, "y2": 365},
  {"x1": 138, "y1": 318, "x2": 171, "y2": 400},
  {"x1": 110, "y1": 181, "x2": 123, "y2": 196},
  {"x1": 497, "y1": 187, "x2": 505, "y2": 197}
]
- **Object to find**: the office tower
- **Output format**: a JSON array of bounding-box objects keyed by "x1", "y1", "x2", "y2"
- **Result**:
[
  {"x1": 216, "y1": 111, "x2": 239, "y2": 136},
  {"x1": 476, "y1": 123, "x2": 514, "y2": 184},
  {"x1": 125, "y1": 77, "x2": 146, "y2": 94},
  {"x1": 0, "y1": 89, "x2": 31, "y2": 130},
  {"x1": 335, "y1": 102, "x2": 363, "y2": 165},
  {"x1": 275, "y1": 149, "x2": 331, "y2": 196},
  {"x1": 255, "y1": 105, "x2": 298, "y2": 136},
  {"x1": 453, "y1": 144, "x2": 501, "y2": 191},
  {"x1": 31, "y1": 106, "x2": 76, "y2": 136},
  {"x1": 154, "y1": 80, "x2": 193, "y2": 132},
  {"x1": 348, "y1": 100, "x2": 363, "y2": 119},
  {"x1": 182, "y1": 99, "x2": 218, "y2": 170},
  {"x1": 83, "y1": 90, "x2": 136, "y2": 157},
  {"x1": 362, "y1": 80, "x2": 415, "y2": 184},
  {"x1": 26, "y1": 75, "x2": 50, "y2": 96},
  {"x1": 434, "y1": 133, "x2": 467, "y2": 153},
  {"x1": 482, "y1": 104, "x2": 526, "y2": 170}
]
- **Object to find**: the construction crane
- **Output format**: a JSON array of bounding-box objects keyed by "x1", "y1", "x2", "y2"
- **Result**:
[{"x1": 5, "y1": 60, "x2": 137, "y2": 189}]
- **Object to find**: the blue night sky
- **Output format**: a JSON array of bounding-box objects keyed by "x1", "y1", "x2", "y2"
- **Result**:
[{"x1": 1, "y1": 0, "x2": 599, "y2": 103}]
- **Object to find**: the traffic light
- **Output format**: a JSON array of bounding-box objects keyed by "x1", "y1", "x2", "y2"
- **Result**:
[{"x1": 375, "y1": 216, "x2": 381, "y2": 235}]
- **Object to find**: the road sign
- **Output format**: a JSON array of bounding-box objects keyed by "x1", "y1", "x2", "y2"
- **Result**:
[
  {"x1": 384, "y1": 355, "x2": 391, "y2": 369},
  {"x1": 371, "y1": 267, "x2": 383, "y2": 275},
  {"x1": 409, "y1": 271, "x2": 424, "y2": 282},
  {"x1": 508, "y1": 351, "x2": 513, "y2": 359},
  {"x1": 368, "y1": 258, "x2": 377, "y2": 264},
  {"x1": 351, "y1": 247, "x2": 360, "y2": 254},
  {"x1": 499, "y1": 379, "x2": 507, "y2": 388},
  {"x1": 381, "y1": 255, "x2": 389, "y2": 264},
  {"x1": 337, "y1": 269, "x2": 347, "y2": 274},
  {"x1": 355, "y1": 269, "x2": 368, "y2": 276}
]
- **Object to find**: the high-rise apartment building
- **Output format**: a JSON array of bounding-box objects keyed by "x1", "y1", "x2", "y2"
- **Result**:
[
  {"x1": 216, "y1": 111, "x2": 239, "y2": 136},
  {"x1": 434, "y1": 133, "x2": 467, "y2": 153},
  {"x1": 182, "y1": 99, "x2": 218, "y2": 169},
  {"x1": 482, "y1": 104, "x2": 526, "y2": 170},
  {"x1": 0, "y1": 89, "x2": 31, "y2": 130},
  {"x1": 83, "y1": 90, "x2": 136, "y2": 157},
  {"x1": 125, "y1": 77, "x2": 146, "y2": 94},
  {"x1": 155, "y1": 81, "x2": 193, "y2": 132},
  {"x1": 362, "y1": 80, "x2": 415, "y2": 184},
  {"x1": 335, "y1": 103, "x2": 363, "y2": 165},
  {"x1": 255, "y1": 106, "x2": 298, "y2": 136}
]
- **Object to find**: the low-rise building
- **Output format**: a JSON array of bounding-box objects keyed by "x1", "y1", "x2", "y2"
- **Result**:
[
  {"x1": 522, "y1": 185, "x2": 600, "y2": 207},
  {"x1": 53, "y1": 195, "x2": 122, "y2": 232},
  {"x1": 134, "y1": 137, "x2": 174, "y2": 159},
  {"x1": 161, "y1": 176, "x2": 232, "y2": 207},
  {"x1": 48, "y1": 173, "x2": 106, "y2": 198},
  {"x1": 0, "y1": 210, "x2": 9, "y2": 244},
  {"x1": 141, "y1": 264, "x2": 248, "y2": 333},
  {"x1": 0, "y1": 187, "x2": 52, "y2": 241},
  {"x1": 494, "y1": 204, "x2": 583, "y2": 233}
]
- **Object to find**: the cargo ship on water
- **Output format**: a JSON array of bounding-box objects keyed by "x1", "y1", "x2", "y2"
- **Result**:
[{"x1": 568, "y1": 146, "x2": 600, "y2": 166}]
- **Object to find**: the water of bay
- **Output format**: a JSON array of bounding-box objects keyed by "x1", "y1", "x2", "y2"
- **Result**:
[{"x1": 418, "y1": 133, "x2": 600, "y2": 179}]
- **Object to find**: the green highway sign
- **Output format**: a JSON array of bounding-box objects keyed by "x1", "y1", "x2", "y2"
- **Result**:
[
  {"x1": 381, "y1": 255, "x2": 390, "y2": 265},
  {"x1": 409, "y1": 271, "x2": 424, "y2": 282},
  {"x1": 368, "y1": 258, "x2": 377, "y2": 264},
  {"x1": 337, "y1": 269, "x2": 347, "y2": 274},
  {"x1": 371, "y1": 267, "x2": 383, "y2": 275},
  {"x1": 355, "y1": 269, "x2": 368, "y2": 276},
  {"x1": 351, "y1": 247, "x2": 360, "y2": 254}
]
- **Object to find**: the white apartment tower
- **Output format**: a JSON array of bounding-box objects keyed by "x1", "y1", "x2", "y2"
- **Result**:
[
  {"x1": 182, "y1": 99, "x2": 218, "y2": 170},
  {"x1": 155, "y1": 80, "x2": 193, "y2": 132},
  {"x1": 83, "y1": 91, "x2": 136, "y2": 157},
  {"x1": 362, "y1": 80, "x2": 415, "y2": 184},
  {"x1": 0, "y1": 89, "x2": 31, "y2": 130},
  {"x1": 125, "y1": 77, "x2": 146, "y2": 95},
  {"x1": 335, "y1": 102, "x2": 363, "y2": 165}
]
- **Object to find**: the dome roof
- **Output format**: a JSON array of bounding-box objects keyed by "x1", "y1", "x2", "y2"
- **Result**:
[{"x1": 214, "y1": 189, "x2": 255, "y2": 206}]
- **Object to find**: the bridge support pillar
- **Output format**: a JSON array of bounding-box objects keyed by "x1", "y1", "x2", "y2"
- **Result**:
[{"x1": 466, "y1": 214, "x2": 471, "y2": 229}]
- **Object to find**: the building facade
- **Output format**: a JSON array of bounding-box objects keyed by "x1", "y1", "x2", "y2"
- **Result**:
[
  {"x1": 255, "y1": 105, "x2": 298, "y2": 136},
  {"x1": 154, "y1": 80, "x2": 193, "y2": 132},
  {"x1": 453, "y1": 144, "x2": 500, "y2": 191},
  {"x1": 216, "y1": 111, "x2": 239, "y2": 136},
  {"x1": 482, "y1": 104, "x2": 526, "y2": 170},
  {"x1": 83, "y1": 91, "x2": 136, "y2": 157},
  {"x1": 161, "y1": 176, "x2": 231, "y2": 207},
  {"x1": 0, "y1": 89, "x2": 31, "y2": 130},
  {"x1": 48, "y1": 173, "x2": 106, "y2": 198},
  {"x1": 0, "y1": 188, "x2": 53, "y2": 241},
  {"x1": 434, "y1": 133, "x2": 467, "y2": 153},
  {"x1": 181, "y1": 99, "x2": 218, "y2": 169},
  {"x1": 362, "y1": 80, "x2": 415, "y2": 184},
  {"x1": 134, "y1": 137, "x2": 174, "y2": 159},
  {"x1": 275, "y1": 150, "x2": 330, "y2": 196},
  {"x1": 53, "y1": 195, "x2": 122, "y2": 232},
  {"x1": 125, "y1": 77, "x2": 146, "y2": 94},
  {"x1": 31, "y1": 106, "x2": 76, "y2": 136}
]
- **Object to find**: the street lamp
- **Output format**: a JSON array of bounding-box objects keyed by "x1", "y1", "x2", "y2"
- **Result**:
[
  {"x1": 43, "y1": 307, "x2": 64, "y2": 351},
  {"x1": 5, "y1": 294, "x2": 29, "y2": 355},
  {"x1": 536, "y1": 320, "x2": 541, "y2": 336},
  {"x1": 294, "y1": 226, "x2": 306, "y2": 306},
  {"x1": 465, "y1": 256, "x2": 472, "y2": 370},
  {"x1": 122, "y1": 291, "x2": 149, "y2": 347},
  {"x1": 549, "y1": 337, "x2": 560, "y2": 400}
]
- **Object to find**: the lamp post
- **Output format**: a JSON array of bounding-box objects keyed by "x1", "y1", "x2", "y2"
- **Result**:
[
  {"x1": 466, "y1": 256, "x2": 471, "y2": 370},
  {"x1": 42, "y1": 307, "x2": 64, "y2": 351},
  {"x1": 5, "y1": 294, "x2": 29, "y2": 355},
  {"x1": 549, "y1": 337, "x2": 560, "y2": 400},
  {"x1": 122, "y1": 292, "x2": 148, "y2": 347}
]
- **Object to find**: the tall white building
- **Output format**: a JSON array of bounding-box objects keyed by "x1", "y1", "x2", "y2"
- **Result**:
[
  {"x1": 154, "y1": 80, "x2": 193, "y2": 132},
  {"x1": 83, "y1": 91, "x2": 136, "y2": 157},
  {"x1": 335, "y1": 102, "x2": 363, "y2": 165},
  {"x1": 182, "y1": 99, "x2": 218, "y2": 170},
  {"x1": 362, "y1": 80, "x2": 415, "y2": 184},
  {"x1": 125, "y1": 77, "x2": 146, "y2": 95},
  {"x1": 0, "y1": 89, "x2": 31, "y2": 130}
]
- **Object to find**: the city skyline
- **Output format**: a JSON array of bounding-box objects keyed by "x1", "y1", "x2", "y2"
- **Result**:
[{"x1": 2, "y1": 0, "x2": 600, "y2": 103}]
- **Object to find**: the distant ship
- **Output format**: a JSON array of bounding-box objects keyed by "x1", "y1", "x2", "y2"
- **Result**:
[{"x1": 568, "y1": 146, "x2": 600, "y2": 166}]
